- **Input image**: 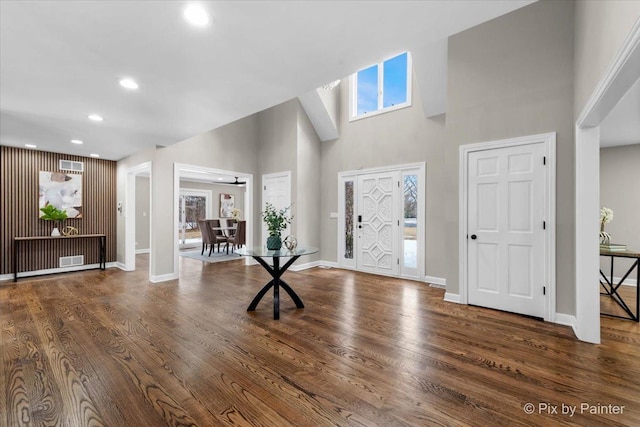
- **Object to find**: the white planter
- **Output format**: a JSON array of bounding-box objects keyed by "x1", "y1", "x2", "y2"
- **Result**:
[{"x1": 51, "y1": 227, "x2": 61, "y2": 236}]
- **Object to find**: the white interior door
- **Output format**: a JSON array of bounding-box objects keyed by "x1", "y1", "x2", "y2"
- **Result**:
[
  {"x1": 262, "y1": 172, "x2": 291, "y2": 243},
  {"x1": 467, "y1": 143, "x2": 546, "y2": 318},
  {"x1": 356, "y1": 171, "x2": 400, "y2": 276}
]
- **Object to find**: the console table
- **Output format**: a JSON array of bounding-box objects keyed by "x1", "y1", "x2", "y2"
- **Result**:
[
  {"x1": 13, "y1": 234, "x2": 106, "y2": 282},
  {"x1": 600, "y1": 248, "x2": 639, "y2": 322},
  {"x1": 236, "y1": 246, "x2": 319, "y2": 319}
]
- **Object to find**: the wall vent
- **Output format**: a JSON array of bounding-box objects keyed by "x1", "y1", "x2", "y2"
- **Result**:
[
  {"x1": 59, "y1": 255, "x2": 84, "y2": 268},
  {"x1": 59, "y1": 159, "x2": 84, "y2": 172}
]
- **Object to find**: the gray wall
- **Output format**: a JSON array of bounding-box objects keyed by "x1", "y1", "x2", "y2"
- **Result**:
[
  {"x1": 599, "y1": 144, "x2": 640, "y2": 280},
  {"x1": 574, "y1": 1, "x2": 640, "y2": 118},
  {"x1": 135, "y1": 176, "x2": 151, "y2": 251},
  {"x1": 148, "y1": 114, "x2": 259, "y2": 276},
  {"x1": 446, "y1": 0, "x2": 576, "y2": 313},
  {"x1": 297, "y1": 103, "x2": 322, "y2": 262},
  {"x1": 320, "y1": 70, "x2": 448, "y2": 279},
  {"x1": 179, "y1": 180, "x2": 246, "y2": 218}
]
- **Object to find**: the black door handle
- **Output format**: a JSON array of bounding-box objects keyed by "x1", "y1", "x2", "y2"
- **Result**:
[{"x1": 470, "y1": 234, "x2": 477, "y2": 240}]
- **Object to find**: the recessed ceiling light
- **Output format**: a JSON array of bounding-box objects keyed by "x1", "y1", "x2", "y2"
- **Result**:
[
  {"x1": 218, "y1": 177, "x2": 223, "y2": 181},
  {"x1": 184, "y1": 3, "x2": 210, "y2": 27},
  {"x1": 71, "y1": 139, "x2": 84, "y2": 145},
  {"x1": 90, "y1": 153, "x2": 100, "y2": 158},
  {"x1": 88, "y1": 114, "x2": 103, "y2": 122},
  {"x1": 119, "y1": 78, "x2": 139, "y2": 90},
  {"x1": 25, "y1": 144, "x2": 37, "y2": 149}
]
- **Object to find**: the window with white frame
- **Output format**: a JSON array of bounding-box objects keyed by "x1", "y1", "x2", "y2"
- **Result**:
[{"x1": 350, "y1": 52, "x2": 412, "y2": 120}]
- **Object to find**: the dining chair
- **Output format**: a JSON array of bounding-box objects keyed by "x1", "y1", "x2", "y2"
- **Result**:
[
  {"x1": 226, "y1": 220, "x2": 246, "y2": 254},
  {"x1": 197, "y1": 219, "x2": 215, "y2": 256},
  {"x1": 207, "y1": 219, "x2": 228, "y2": 253}
]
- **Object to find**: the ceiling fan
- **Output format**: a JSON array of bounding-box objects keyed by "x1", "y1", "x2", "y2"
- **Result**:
[{"x1": 218, "y1": 177, "x2": 246, "y2": 186}]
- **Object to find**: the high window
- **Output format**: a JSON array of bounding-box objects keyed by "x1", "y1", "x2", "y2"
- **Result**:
[{"x1": 350, "y1": 52, "x2": 412, "y2": 120}]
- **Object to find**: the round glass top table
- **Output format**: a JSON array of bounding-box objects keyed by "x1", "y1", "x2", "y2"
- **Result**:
[{"x1": 236, "y1": 246, "x2": 319, "y2": 320}]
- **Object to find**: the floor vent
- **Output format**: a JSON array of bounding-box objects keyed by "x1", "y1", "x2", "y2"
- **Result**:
[
  {"x1": 59, "y1": 255, "x2": 84, "y2": 268},
  {"x1": 59, "y1": 159, "x2": 84, "y2": 172}
]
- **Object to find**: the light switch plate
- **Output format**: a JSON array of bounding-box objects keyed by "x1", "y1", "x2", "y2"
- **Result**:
[{"x1": 329, "y1": 212, "x2": 338, "y2": 219}]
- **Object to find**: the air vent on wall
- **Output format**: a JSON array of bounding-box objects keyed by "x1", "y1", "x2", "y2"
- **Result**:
[
  {"x1": 59, "y1": 255, "x2": 84, "y2": 268},
  {"x1": 59, "y1": 159, "x2": 84, "y2": 172}
]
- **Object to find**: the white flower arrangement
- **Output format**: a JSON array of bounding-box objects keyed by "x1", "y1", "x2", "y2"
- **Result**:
[
  {"x1": 600, "y1": 206, "x2": 613, "y2": 224},
  {"x1": 231, "y1": 208, "x2": 241, "y2": 221},
  {"x1": 599, "y1": 206, "x2": 613, "y2": 244}
]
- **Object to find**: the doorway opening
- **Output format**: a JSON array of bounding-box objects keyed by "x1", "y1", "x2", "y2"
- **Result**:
[
  {"x1": 125, "y1": 161, "x2": 152, "y2": 279},
  {"x1": 575, "y1": 21, "x2": 640, "y2": 343},
  {"x1": 173, "y1": 164, "x2": 253, "y2": 276}
]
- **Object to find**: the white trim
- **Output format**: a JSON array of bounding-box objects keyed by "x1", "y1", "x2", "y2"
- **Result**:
[
  {"x1": 116, "y1": 262, "x2": 128, "y2": 271},
  {"x1": 174, "y1": 163, "x2": 254, "y2": 277},
  {"x1": 459, "y1": 132, "x2": 556, "y2": 322},
  {"x1": 318, "y1": 261, "x2": 339, "y2": 269},
  {"x1": 349, "y1": 52, "x2": 413, "y2": 122},
  {"x1": 125, "y1": 161, "x2": 152, "y2": 277},
  {"x1": 339, "y1": 161, "x2": 426, "y2": 179},
  {"x1": 290, "y1": 260, "x2": 322, "y2": 272},
  {"x1": 444, "y1": 292, "x2": 461, "y2": 304},
  {"x1": 337, "y1": 162, "x2": 426, "y2": 282},
  {"x1": 425, "y1": 275, "x2": 447, "y2": 287},
  {"x1": 178, "y1": 187, "x2": 213, "y2": 247},
  {"x1": 0, "y1": 262, "x2": 118, "y2": 281},
  {"x1": 610, "y1": 276, "x2": 637, "y2": 287},
  {"x1": 553, "y1": 313, "x2": 577, "y2": 330},
  {"x1": 150, "y1": 272, "x2": 179, "y2": 283},
  {"x1": 575, "y1": 19, "x2": 640, "y2": 344},
  {"x1": 135, "y1": 248, "x2": 150, "y2": 254}
]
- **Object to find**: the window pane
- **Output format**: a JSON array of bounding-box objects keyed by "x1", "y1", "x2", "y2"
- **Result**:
[
  {"x1": 357, "y1": 64, "x2": 379, "y2": 115},
  {"x1": 403, "y1": 175, "x2": 417, "y2": 269},
  {"x1": 345, "y1": 181, "x2": 354, "y2": 259},
  {"x1": 383, "y1": 52, "x2": 408, "y2": 108}
]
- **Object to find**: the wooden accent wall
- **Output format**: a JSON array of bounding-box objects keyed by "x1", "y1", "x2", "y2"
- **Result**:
[{"x1": 1, "y1": 146, "x2": 117, "y2": 275}]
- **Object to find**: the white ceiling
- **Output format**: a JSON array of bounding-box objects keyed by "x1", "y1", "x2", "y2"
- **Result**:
[
  {"x1": 0, "y1": 1, "x2": 534, "y2": 160},
  {"x1": 600, "y1": 76, "x2": 640, "y2": 148}
]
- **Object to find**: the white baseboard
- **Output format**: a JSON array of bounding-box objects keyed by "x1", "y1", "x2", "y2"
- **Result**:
[
  {"x1": 290, "y1": 260, "x2": 321, "y2": 272},
  {"x1": 115, "y1": 262, "x2": 129, "y2": 271},
  {"x1": 135, "y1": 248, "x2": 150, "y2": 254},
  {"x1": 444, "y1": 292, "x2": 461, "y2": 304},
  {"x1": 319, "y1": 261, "x2": 339, "y2": 268},
  {"x1": 290, "y1": 260, "x2": 339, "y2": 272},
  {"x1": 0, "y1": 262, "x2": 117, "y2": 282},
  {"x1": 611, "y1": 276, "x2": 637, "y2": 287},
  {"x1": 150, "y1": 272, "x2": 179, "y2": 283},
  {"x1": 425, "y1": 275, "x2": 446, "y2": 287},
  {"x1": 553, "y1": 313, "x2": 576, "y2": 327}
]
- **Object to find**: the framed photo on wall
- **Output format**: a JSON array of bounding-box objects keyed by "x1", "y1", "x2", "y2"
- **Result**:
[{"x1": 220, "y1": 193, "x2": 234, "y2": 218}]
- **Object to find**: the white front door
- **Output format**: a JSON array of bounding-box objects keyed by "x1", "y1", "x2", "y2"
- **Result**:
[
  {"x1": 467, "y1": 142, "x2": 546, "y2": 318},
  {"x1": 262, "y1": 172, "x2": 291, "y2": 243},
  {"x1": 356, "y1": 171, "x2": 400, "y2": 276}
]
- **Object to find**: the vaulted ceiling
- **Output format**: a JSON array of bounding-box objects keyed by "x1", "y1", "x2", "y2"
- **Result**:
[{"x1": 0, "y1": 1, "x2": 534, "y2": 160}]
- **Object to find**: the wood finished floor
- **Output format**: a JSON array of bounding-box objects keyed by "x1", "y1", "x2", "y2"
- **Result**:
[{"x1": 1, "y1": 255, "x2": 638, "y2": 427}]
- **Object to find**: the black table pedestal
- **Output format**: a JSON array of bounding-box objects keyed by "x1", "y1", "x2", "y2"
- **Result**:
[{"x1": 247, "y1": 255, "x2": 304, "y2": 320}]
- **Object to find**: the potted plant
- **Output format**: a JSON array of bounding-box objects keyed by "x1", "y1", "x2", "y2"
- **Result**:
[
  {"x1": 261, "y1": 203, "x2": 292, "y2": 250},
  {"x1": 40, "y1": 204, "x2": 68, "y2": 236}
]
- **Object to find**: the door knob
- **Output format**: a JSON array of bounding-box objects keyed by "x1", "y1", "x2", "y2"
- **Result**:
[{"x1": 470, "y1": 234, "x2": 477, "y2": 240}]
